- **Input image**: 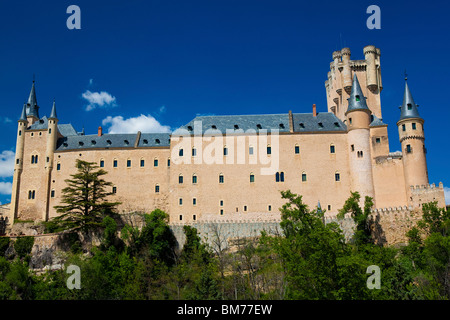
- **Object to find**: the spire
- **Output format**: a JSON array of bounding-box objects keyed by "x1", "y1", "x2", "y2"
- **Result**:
[
  {"x1": 19, "y1": 103, "x2": 27, "y2": 122},
  {"x1": 49, "y1": 99, "x2": 57, "y2": 119},
  {"x1": 399, "y1": 77, "x2": 421, "y2": 120},
  {"x1": 26, "y1": 80, "x2": 40, "y2": 119},
  {"x1": 346, "y1": 74, "x2": 369, "y2": 114}
]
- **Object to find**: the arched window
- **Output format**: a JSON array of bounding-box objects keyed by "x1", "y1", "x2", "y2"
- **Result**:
[
  {"x1": 275, "y1": 172, "x2": 280, "y2": 182},
  {"x1": 302, "y1": 171, "x2": 307, "y2": 182},
  {"x1": 335, "y1": 171, "x2": 340, "y2": 182},
  {"x1": 223, "y1": 145, "x2": 228, "y2": 156},
  {"x1": 280, "y1": 172, "x2": 284, "y2": 182}
]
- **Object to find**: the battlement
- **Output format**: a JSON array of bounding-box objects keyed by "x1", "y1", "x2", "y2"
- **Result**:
[{"x1": 410, "y1": 182, "x2": 444, "y2": 193}]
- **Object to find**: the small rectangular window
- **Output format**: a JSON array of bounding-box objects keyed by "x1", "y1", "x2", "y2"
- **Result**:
[
  {"x1": 192, "y1": 175, "x2": 197, "y2": 184},
  {"x1": 267, "y1": 146, "x2": 271, "y2": 155},
  {"x1": 57, "y1": 163, "x2": 61, "y2": 171},
  {"x1": 268, "y1": 205, "x2": 272, "y2": 212},
  {"x1": 250, "y1": 174, "x2": 255, "y2": 183},
  {"x1": 349, "y1": 118, "x2": 353, "y2": 124},
  {"x1": 406, "y1": 144, "x2": 412, "y2": 153},
  {"x1": 351, "y1": 144, "x2": 355, "y2": 152},
  {"x1": 412, "y1": 123, "x2": 416, "y2": 130},
  {"x1": 127, "y1": 159, "x2": 131, "y2": 167},
  {"x1": 244, "y1": 205, "x2": 247, "y2": 212},
  {"x1": 249, "y1": 147, "x2": 254, "y2": 155},
  {"x1": 295, "y1": 145, "x2": 300, "y2": 154},
  {"x1": 193, "y1": 198, "x2": 197, "y2": 206},
  {"x1": 112, "y1": 186, "x2": 117, "y2": 194},
  {"x1": 155, "y1": 185, "x2": 160, "y2": 193},
  {"x1": 223, "y1": 147, "x2": 228, "y2": 156},
  {"x1": 179, "y1": 198, "x2": 183, "y2": 205},
  {"x1": 154, "y1": 159, "x2": 158, "y2": 167},
  {"x1": 335, "y1": 173, "x2": 340, "y2": 182},
  {"x1": 219, "y1": 175, "x2": 224, "y2": 184},
  {"x1": 220, "y1": 200, "x2": 223, "y2": 206},
  {"x1": 179, "y1": 176, "x2": 183, "y2": 184},
  {"x1": 113, "y1": 160, "x2": 118, "y2": 167},
  {"x1": 328, "y1": 205, "x2": 331, "y2": 210},
  {"x1": 140, "y1": 159, "x2": 145, "y2": 167},
  {"x1": 179, "y1": 215, "x2": 183, "y2": 221},
  {"x1": 375, "y1": 138, "x2": 381, "y2": 144},
  {"x1": 51, "y1": 190, "x2": 55, "y2": 198},
  {"x1": 100, "y1": 160, "x2": 104, "y2": 167},
  {"x1": 179, "y1": 149, "x2": 183, "y2": 156},
  {"x1": 302, "y1": 173, "x2": 307, "y2": 182},
  {"x1": 330, "y1": 145, "x2": 335, "y2": 153},
  {"x1": 402, "y1": 124, "x2": 406, "y2": 132},
  {"x1": 220, "y1": 209, "x2": 224, "y2": 215},
  {"x1": 192, "y1": 148, "x2": 197, "y2": 157},
  {"x1": 167, "y1": 159, "x2": 170, "y2": 167},
  {"x1": 193, "y1": 215, "x2": 196, "y2": 221}
]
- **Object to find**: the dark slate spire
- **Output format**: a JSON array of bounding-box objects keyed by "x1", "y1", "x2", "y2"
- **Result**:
[
  {"x1": 49, "y1": 99, "x2": 57, "y2": 119},
  {"x1": 346, "y1": 74, "x2": 369, "y2": 114},
  {"x1": 399, "y1": 78, "x2": 421, "y2": 120},
  {"x1": 19, "y1": 103, "x2": 27, "y2": 122},
  {"x1": 26, "y1": 80, "x2": 40, "y2": 118}
]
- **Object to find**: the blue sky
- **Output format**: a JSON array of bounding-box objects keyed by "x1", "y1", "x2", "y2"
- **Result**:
[{"x1": 0, "y1": 0, "x2": 449, "y2": 204}]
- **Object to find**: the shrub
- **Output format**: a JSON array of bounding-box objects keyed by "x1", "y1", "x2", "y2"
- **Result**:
[
  {"x1": 0, "y1": 237, "x2": 10, "y2": 257},
  {"x1": 14, "y1": 236, "x2": 35, "y2": 258}
]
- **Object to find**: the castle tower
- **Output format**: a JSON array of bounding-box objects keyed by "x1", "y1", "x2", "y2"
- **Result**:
[
  {"x1": 397, "y1": 78, "x2": 428, "y2": 196},
  {"x1": 341, "y1": 47, "x2": 352, "y2": 94},
  {"x1": 26, "y1": 80, "x2": 40, "y2": 125},
  {"x1": 9, "y1": 104, "x2": 28, "y2": 222},
  {"x1": 346, "y1": 74, "x2": 375, "y2": 205},
  {"x1": 43, "y1": 100, "x2": 59, "y2": 221}
]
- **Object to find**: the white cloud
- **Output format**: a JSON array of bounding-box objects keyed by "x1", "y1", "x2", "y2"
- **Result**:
[
  {"x1": 0, "y1": 150, "x2": 15, "y2": 178},
  {"x1": 102, "y1": 114, "x2": 171, "y2": 134},
  {"x1": 82, "y1": 90, "x2": 117, "y2": 111},
  {"x1": 0, "y1": 182, "x2": 12, "y2": 195},
  {"x1": 444, "y1": 187, "x2": 450, "y2": 205}
]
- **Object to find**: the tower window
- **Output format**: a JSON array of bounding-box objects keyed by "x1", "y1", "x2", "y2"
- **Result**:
[
  {"x1": 268, "y1": 205, "x2": 272, "y2": 212},
  {"x1": 154, "y1": 159, "x2": 158, "y2": 167},
  {"x1": 220, "y1": 209, "x2": 224, "y2": 215},
  {"x1": 349, "y1": 118, "x2": 353, "y2": 125},
  {"x1": 250, "y1": 173, "x2": 255, "y2": 183},
  {"x1": 193, "y1": 198, "x2": 197, "y2": 206},
  {"x1": 375, "y1": 138, "x2": 381, "y2": 144},
  {"x1": 244, "y1": 205, "x2": 247, "y2": 212},
  {"x1": 249, "y1": 146, "x2": 254, "y2": 155},
  {"x1": 406, "y1": 144, "x2": 412, "y2": 153},
  {"x1": 412, "y1": 123, "x2": 416, "y2": 130},
  {"x1": 127, "y1": 159, "x2": 131, "y2": 167},
  {"x1": 220, "y1": 200, "x2": 223, "y2": 206},
  {"x1": 48, "y1": 128, "x2": 52, "y2": 134},
  {"x1": 192, "y1": 148, "x2": 197, "y2": 157},
  {"x1": 179, "y1": 174, "x2": 183, "y2": 184},
  {"x1": 57, "y1": 163, "x2": 61, "y2": 171},
  {"x1": 112, "y1": 186, "x2": 117, "y2": 194},
  {"x1": 328, "y1": 205, "x2": 331, "y2": 211},
  {"x1": 330, "y1": 144, "x2": 335, "y2": 153},
  {"x1": 192, "y1": 174, "x2": 197, "y2": 184},
  {"x1": 402, "y1": 124, "x2": 406, "y2": 132},
  {"x1": 193, "y1": 215, "x2": 196, "y2": 221},
  {"x1": 335, "y1": 173, "x2": 340, "y2": 182},
  {"x1": 351, "y1": 144, "x2": 355, "y2": 151},
  {"x1": 140, "y1": 159, "x2": 145, "y2": 167},
  {"x1": 179, "y1": 215, "x2": 183, "y2": 221},
  {"x1": 302, "y1": 172, "x2": 307, "y2": 182},
  {"x1": 179, "y1": 148, "x2": 184, "y2": 157},
  {"x1": 100, "y1": 159, "x2": 105, "y2": 167},
  {"x1": 155, "y1": 184, "x2": 160, "y2": 193},
  {"x1": 355, "y1": 95, "x2": 360, "y2": 102},
  {"x1": 51, "y1": 190, "x2": 55, "y2": 198},
  {"x1": 113, "y1": 159, "x2": 118, "y2": 167},
  {"x1": 179, "y1": 198, "x2": 183, "y2": 205},
  {"x1": 407, "y1": 103, "x2": 412, "y2": 110},
  {"x1": 267, "y1": 145, "x2": 271, "y2": 155},
  {"x1": 223, "y1": 147, "x2": 228, "y2": 156},
  {"x1": 16, "y1": 159, "x2": 19, "y2": 165},
  {"x1": 219, "y1": 174, "x2": 224, "y2": 184},
  {"x1": 275, "y1": 172, "x2": 284, "y2": 182},
  {"x1": 295, "y1": 145, "x2": 300, "y2": 154},
  {"x1": 167, "y1": 158, "x2": 170, "y2": 167}
]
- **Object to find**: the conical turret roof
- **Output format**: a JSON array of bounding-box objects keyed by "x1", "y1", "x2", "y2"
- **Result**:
[
  {"x1": 346, "y1": 74, "x2": 370, "y2": 114},
  {"x1": 399, "y1": 79, "x2": 421, "y2": 121},
  {"x1": 26, "y1": 80, "x2": 39, "y2": 118}
]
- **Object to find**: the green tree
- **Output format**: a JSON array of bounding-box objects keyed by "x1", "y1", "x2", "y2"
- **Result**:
[
  {"x1": 53, "y1": 159, "x2": 120, "y2": 231},
  {"x1": 337, "y1": 191, "x2": 374, "y2": 246},
  {"x1": 13, "y1": 236, "x2": 34, "y2": 259}
]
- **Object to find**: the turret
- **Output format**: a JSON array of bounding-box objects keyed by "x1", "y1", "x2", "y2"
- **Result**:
[
  {"x1": 363, "y1": 45, "x2": 379, "y2": 92},
  {"x1": 341, "y1": 48, "x2": 352, "y2": 94},
  {"x1": 43, "y1": 100, "x2": 59, "y2": 221},
  {"x1": 9, "y1": 104, "x2": 29, "y2": 222},
  {"x1": 397, "y1": 78, "x2": 428, "y2": 195},
  {"x1": 26, "y1": 80, "x2": 40, "y2": 125},
  {"x1": 346, "y1": 74, "x2": 375, "y2": 206}
]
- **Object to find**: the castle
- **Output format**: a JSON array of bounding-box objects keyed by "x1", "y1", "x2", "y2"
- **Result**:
[{"x1": 5, "y1": 45, "x2": 446, "y2": 228}]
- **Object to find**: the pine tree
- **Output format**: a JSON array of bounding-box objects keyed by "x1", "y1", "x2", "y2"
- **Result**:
[{"x1": 53, "y1": 159, "x2": 120, "y2": 231}]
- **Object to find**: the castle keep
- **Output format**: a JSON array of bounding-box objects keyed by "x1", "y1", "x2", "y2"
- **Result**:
[{"x1": 5, "y1": 45, "x2": 445, "y2": 228}]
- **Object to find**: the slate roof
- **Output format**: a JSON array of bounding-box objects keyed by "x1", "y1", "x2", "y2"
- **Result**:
[
  {"x1": 56, "y1": 132, "x2": 171, "y2": 151},
  {"x1": 28, "y1": 116, "x2": 78, "y2": 137},
  {"x1": 399, "y1": 80, "x2": 421, "y2": 121},
  {"x1": 175, "y1": 112, "x2": 347, "y2": 135},
  {"x1": 346, "y1": 74, "x2": 370, "y2": 114},
  {"x1": 370, "y1": 115, "x2": 387, "y2": 127}
]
